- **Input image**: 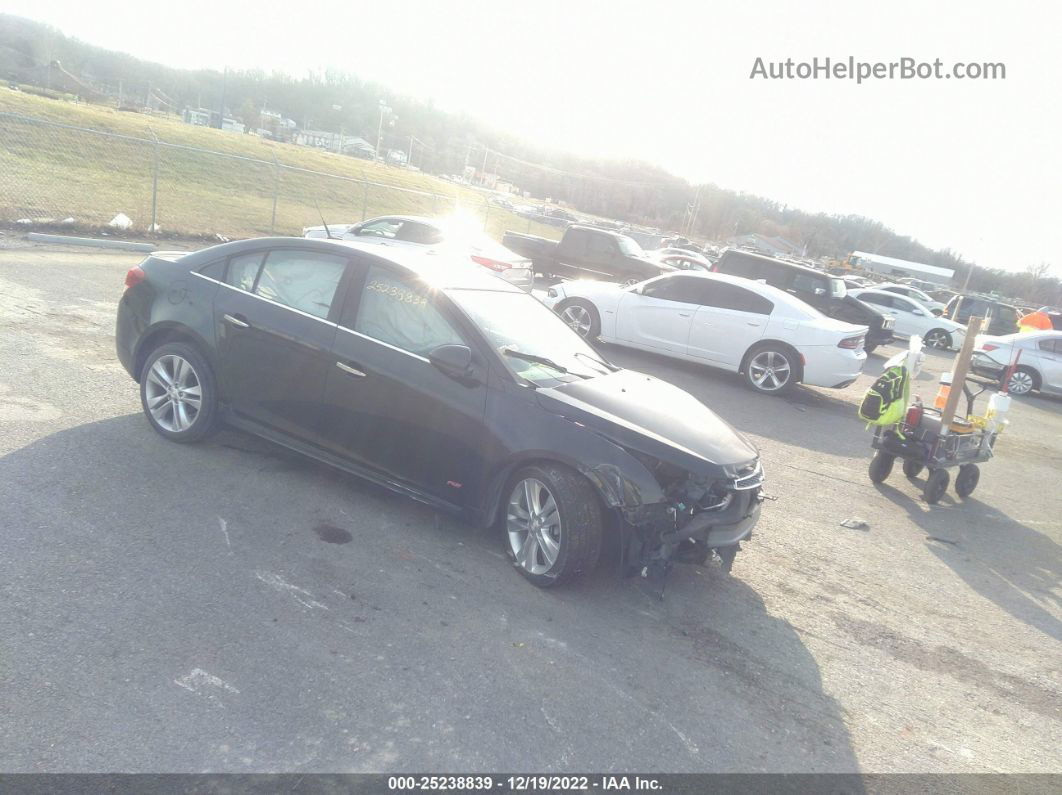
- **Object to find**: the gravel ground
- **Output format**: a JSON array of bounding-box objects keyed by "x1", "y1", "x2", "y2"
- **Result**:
[{"x1": 0, "y1": 241, "x2": 1058, "y2": 773}]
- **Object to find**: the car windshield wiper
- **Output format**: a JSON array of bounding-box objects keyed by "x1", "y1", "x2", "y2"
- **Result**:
[
  {"x1": 574, "y1": 350, "x2": 618, "y2": 373},
  {"x1": 502, "y1": 348, "x2": 592, "y2": 380}
]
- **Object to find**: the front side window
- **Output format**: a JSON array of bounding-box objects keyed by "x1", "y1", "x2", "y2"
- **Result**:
[
  {"x1": 396, "y1": 222, "x2": 444, "y2": 245},
  {"x1": 356, "y1": 219, "x2": 402, "y2": 239},
  {"x1": 255, "y1": 250, "x2": 347, "y2": 319},
  {"x1": 859, "y1": 292, "x2": 893, "y2": 307},
  {"x1": 354, "y1": 266, "x2": 464, "y2": 356},
  {"x1": 615, "y1": 235, "x2": 644, "y2": 257},
  {"x1": 586, "y1": 235, "x2": 617, "y2": 258},
  {"x1": 227, "y1": 251, "x2": 265, "y2": 292},
  {"x1": 640, "y1": 275, "x2": 701, "y2": 303},
  {"x1": 791, "y1": 273, "x2": 827, "y2": 296}
]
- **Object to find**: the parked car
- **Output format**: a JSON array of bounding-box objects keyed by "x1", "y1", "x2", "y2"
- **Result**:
[
  {"x1": 711, "y1": 249, "x2": 895, "y2": 353},
  {"x1": 650, "y1": 247, "x2": 712, "y2": 272},
  {"x1": 876, "y1": 283, "x2": 946, "y2": 315},
  {"x1": 503, "y1": 225, "x2": 670, "y2": 285},
  {"x1": 944, "y1": 294, "x2": 1022, "y2": 337},
  {"x1": 116, "y1": 238, "x2": 765, "y2": 585},
  {"x1": 843, "y1": 276, "x2": 874, "y2": 289},
  {"x1": 303, "y1": 215, "x2": 533, "y2": 291},
  {"x1": 1036, "y1": 306, "x2": 1062, "y2": 330},
  {"x1": 971, "y1": 331, "x2": 1062, "y2": 396},
  {"x1": 543, "y1": 271, "x2": 868, "y2": 395},
  {"x1": 848, "y1": 288, "x2": 966, "y2": 350}
]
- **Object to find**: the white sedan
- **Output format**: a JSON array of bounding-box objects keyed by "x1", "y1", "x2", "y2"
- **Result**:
[
  {"x1": 304, "y1": 215, "x2": 533, "y2": 290},
  {"x1": 849, "y1": 288, "x2": 966, "y2": 350},
  {"x1": 542, "y1": 272, "x2": 868, "y2": 395},
  {"x1": 876, "y1": 283, "x2": 947, "y2": 315}
]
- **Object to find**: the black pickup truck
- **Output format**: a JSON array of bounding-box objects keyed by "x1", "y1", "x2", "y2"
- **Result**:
[{"x1": 503, "y1": 225, "x2": 669, "y2": 284}]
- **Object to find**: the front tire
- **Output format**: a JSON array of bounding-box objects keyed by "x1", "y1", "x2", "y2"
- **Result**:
[
  {"x1": 744, "y1": 345, "x2": 799, "y2": 395},
  {"x1": 869, "y1": 451, "x2": 895, "y2": 483},
  {"x1": 503, "y1": 464, "x2": 603, "y2": 587},
  {"x1": 954, "y1": 464, "x2": 980, "y2": 498},
  {"x1": 925, "y1": 329, "x2": 953, "y2": 350},
  {"x1": 923, "y1": 469, "x2": 950, "y2": 504},
  {"x1": 556, "y1": 299, "x2": 601, "y2": 340},
  {"x1": 139, "y1": 342, "x2": 220, "y2": 443}
]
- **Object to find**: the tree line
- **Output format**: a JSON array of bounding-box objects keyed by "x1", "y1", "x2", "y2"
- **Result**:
[{"x1": 0, "y1": 13, "x2": 1057, "y2": 304}]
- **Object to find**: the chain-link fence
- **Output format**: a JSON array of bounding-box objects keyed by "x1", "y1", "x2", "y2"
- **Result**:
[{"x1": 0, "y1": 111, "x2": 557, "y2": 242}]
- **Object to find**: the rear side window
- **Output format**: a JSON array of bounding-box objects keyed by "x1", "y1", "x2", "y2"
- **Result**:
[
  {"x1": 791, "y1": 272, "x2": 827, "y2": 296},
  {"x1": 227, "y1": 251, "x2": 266, "y2": 292},
  {"x1": 396, "y1": 222, "x2": 444, "y2": 245},
  {"x1": 255, "y1": 250, "x2": 348, "y2": 319},
  {"x1": 694, "y1": 281, "x2": 773, "y2": 314},
  {"x1": 859, "y1": 293, "x2": 894, "y2": 308},
  {"x1": 354, "y1": 265, "x2": 464, "y2": 356}
]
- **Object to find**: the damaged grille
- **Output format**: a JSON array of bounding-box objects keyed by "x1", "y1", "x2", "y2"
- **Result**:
[{"x1": 730, "y1": 461, "x2": 764, "y2": 491}]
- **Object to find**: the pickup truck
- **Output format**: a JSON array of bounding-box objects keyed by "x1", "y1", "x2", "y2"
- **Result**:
[{"x1": 503, "y1": 225, "x2": 670, "y2": 284}]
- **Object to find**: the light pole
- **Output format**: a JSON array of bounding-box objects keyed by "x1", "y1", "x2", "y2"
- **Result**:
[{"x1": 376, "y1": 101, "x2": 395, "y2": 164}]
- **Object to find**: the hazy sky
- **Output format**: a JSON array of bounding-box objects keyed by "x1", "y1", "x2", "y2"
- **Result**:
[{"x1": 7, "y1": 0, "x2": 1059, "y2": 272}]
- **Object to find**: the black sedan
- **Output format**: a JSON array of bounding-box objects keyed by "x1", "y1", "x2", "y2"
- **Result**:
[{"x1": 116, "y1": 238, "x2": 765, "y2": 586}]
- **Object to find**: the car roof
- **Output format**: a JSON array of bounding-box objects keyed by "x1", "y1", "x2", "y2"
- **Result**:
[
  {"x1": 176, "y1": 236, "x2": 523, "y2": 292},
  {"x1": 720, "y1": 248, "x2": 836, "y2": 277},
  {"x1": 657, "y1": 270, "x2": 820, "y2": 316}
]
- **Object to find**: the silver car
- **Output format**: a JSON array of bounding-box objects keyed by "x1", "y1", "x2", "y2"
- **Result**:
[{"x1": 971, "y1": 331, "x2": 1062, "y2": 396}]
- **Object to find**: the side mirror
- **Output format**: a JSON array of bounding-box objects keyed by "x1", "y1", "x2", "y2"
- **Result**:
[{"x1": 429, "y1": 344, "x2": 478, "y2": 384}]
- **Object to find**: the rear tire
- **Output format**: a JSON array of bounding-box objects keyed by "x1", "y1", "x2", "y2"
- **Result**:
[
  {"x1": 869, "y1": 451, "x2": 895, "y2": 483},
  {"x1": 743, "y1": 344, "x2": 799, "y2": 395},
  {"x1": 139, "y1": 342, "x2": 220, "y2": 443},
  {"x1": 503, "y1": 464, "x2": 604, "y2": 588},
  {"x1": 1004, "y1": 366, "x2": 1038, "y2": 396},
  {"x1": 555, "y1": 299, "x2": 601, "y2": 340}
]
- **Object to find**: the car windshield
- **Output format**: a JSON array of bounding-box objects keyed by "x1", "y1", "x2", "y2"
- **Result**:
[
  {"x1": 615, "y1": 235, "x2": 645, "y2": 257},
  {"x1": 447, "y1": 289, "x2": 612, "y2": 385}
]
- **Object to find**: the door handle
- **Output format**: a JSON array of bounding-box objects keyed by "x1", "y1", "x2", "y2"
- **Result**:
[
  {"x1": 678, "y1": 312, "x2": 691, "y2": 318},
  {"x1": 747, "y1": 321, "x2": 761, "y2": 327},
  {"x1": 223, "y1": 313, "x2": 250, "y2": 328},
  {"x1": 336, "y1": 362, "x2": 367, "y2": 378}
]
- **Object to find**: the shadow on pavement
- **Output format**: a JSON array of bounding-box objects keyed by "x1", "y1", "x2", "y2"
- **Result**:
[
  {"x1": 0, "y1": 414, "x2": 861, "y2": 772},
  {"x1": 873, "y1": 481, "x2": 1061, "y2": 643}
]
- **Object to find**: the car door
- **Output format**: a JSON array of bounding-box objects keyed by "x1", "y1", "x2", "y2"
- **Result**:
[
  {"x1": 1035, "y1": 337, "x2": 1062, "y2": 391},
  {"x1": 858, "y1": 292, "x2": 909, "y2": 334},
  {"x1": 613, "y1": 274, "x2": 701, "y2": 353},
  {"x1": 885, "y1": 294, "x2": 930, "y2": 337},
  {"x1": 319, "y1": 261, "x2": 490, "y2": 509},
  {"x1": 212, "y1": 246, "x2": 350, "y2": 441},
  {"x1": 687, "y1": 281, "x2": 772, "y2": 367}
]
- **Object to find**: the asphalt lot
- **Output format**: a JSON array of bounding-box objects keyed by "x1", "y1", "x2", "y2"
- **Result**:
[{"x1": 0, "y1": 242, "x2": 1059, "y2": 773}]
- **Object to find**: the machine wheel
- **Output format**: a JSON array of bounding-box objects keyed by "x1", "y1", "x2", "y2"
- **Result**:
[
  {"x1": 954, "y1": 464, "x2": 980, "y2": 499},
  {"x1": 864, "y1": 343, "x2": 878, "y2": 355},
  {"x1": 923, "y1": 469, "x2": 950, "y2": 504},
  {"x1": 868, "y1": 451, "x2": 895, "y2": 483},
  {"x1": 902, "y1": 459, "x2": 924, "y2": 478},
  {"x1": 716, "y1": 543, "x2": 740, "y2": 574}
]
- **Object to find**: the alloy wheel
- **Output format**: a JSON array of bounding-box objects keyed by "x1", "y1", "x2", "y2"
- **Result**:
[
  {"x1": 1007, "y1": 370, "x2": 1034, "y2": 395},
  {"x1": 144, "y1": 354, "x2": 202, "y2": 432},
  {"x1": 507, "y1": 478, "x2": 562, "y2": 575},
  {"x1": 560, "y1": 304, "x2": 592, "y2": 337},
  {"x1": 925, "y1": 330, "x2": 950, "y2": 349},
  {"x1": 748, "y1": 350, "x2": 792, "y2": 392}
]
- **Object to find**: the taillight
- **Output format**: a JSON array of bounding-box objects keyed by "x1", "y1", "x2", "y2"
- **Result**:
[
  {"x1": 838, "y1": 335, "x2": 864, "y2": 349},
  {"x1": 471, "y1": 255, "x2": 511, "y2": 272},
  {"x1": 981, "y1": 344, "x2": 999, "y2": 352},
  {"x1": 124, "y1": 266, "x2": 145, "y2": 289}
]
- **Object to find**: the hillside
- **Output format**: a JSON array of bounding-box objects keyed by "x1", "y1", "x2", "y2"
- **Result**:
[{"x1": 0, "y1": 88, "x2": 563, "y2": 242}]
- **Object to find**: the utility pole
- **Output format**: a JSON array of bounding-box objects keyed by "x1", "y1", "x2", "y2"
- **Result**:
[
  {"x1": 480, "y1": 146, "x2": 489, "y2": 184},
  {"x1": 409, "y1": 134, "x2": 415, "y2": 168},
  {"x1": 217, "y1": 67, "x2": 227, "y2": 129}
]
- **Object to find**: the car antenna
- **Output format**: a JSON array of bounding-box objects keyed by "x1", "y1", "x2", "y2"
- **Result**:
[{"x1": 313, "y1": 198, "x2": 335, "y2": 240}]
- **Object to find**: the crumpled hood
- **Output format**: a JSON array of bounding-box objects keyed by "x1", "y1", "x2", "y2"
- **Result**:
[{"x1": 536, "y1": 369, "x2": 759, "y2": 472}]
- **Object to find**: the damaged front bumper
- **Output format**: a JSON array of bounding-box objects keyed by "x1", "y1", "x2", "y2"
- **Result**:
[{"x1": 619, "y1": 460, "x2": 765, "y2": 580}]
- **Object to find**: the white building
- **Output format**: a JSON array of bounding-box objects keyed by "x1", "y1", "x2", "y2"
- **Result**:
[{"x1": 849, "y1": 251, "x2": 955, "y2": 286}]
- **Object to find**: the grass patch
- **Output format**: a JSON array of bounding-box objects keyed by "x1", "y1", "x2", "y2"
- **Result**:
[{"x1": 0, "y1": 88, "x2": 563, "y2": 243}]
